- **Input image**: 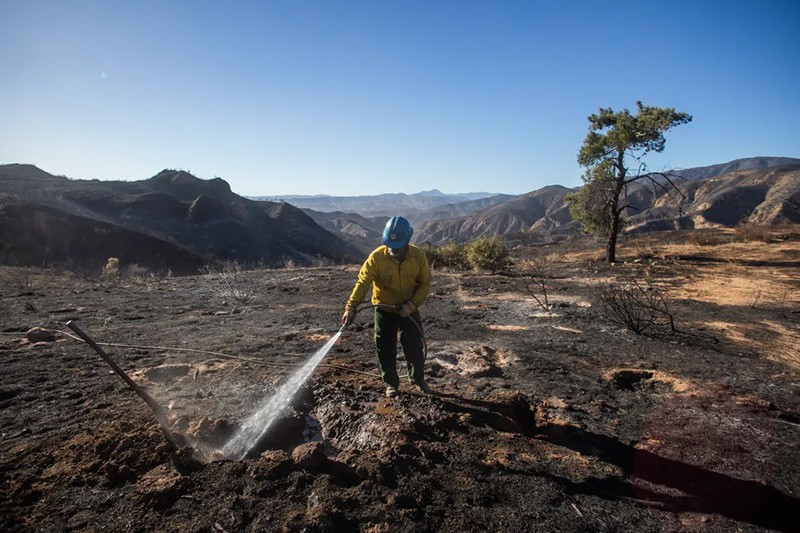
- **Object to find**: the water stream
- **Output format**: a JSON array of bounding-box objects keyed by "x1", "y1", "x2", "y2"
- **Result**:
[{"x1": 221, "y1": 328, "x2": 343, "y2": 460}]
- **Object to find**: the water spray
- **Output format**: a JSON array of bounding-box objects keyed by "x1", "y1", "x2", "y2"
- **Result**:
[
  {"x1": 221, "y1": 304, "x2": 426, "y2": 459},
  {"x1": 220, "y1": 325, "x2": 346, "y2": 460},
  {"x1": 66, "y1": 305, "x2": 422, "y2": 462}
]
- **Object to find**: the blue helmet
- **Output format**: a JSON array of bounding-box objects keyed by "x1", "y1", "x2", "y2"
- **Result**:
[{"x1": 382, "y1": 216, "x2": 413, "y2": 249}]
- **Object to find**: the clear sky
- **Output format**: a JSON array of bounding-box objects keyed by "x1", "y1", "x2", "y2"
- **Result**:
[{"x1": 1, "y1": 0, "x2": 798, "y2": 197}]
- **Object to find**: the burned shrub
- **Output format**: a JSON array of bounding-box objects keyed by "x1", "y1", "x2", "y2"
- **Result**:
[
  {"x1": 593, "y1": 279, "x2": 676, "y2": 335},
  {"x1": 102, "y1": 257, "x2": 120, "y2": 279},
  {"x1": 124, "y1": 263, "x2": 150, "y2": 281},
  {"x1": 203, "y1": 260, "x2": 256, "y2": 304},
  {"x1": 520, "y1": 255, "x2": 553, "y2": 312}
]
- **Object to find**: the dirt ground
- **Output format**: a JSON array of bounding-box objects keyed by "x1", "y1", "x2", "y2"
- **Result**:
[{"x1": 1, "y1": 228, "x2": 799, "y2": 532}]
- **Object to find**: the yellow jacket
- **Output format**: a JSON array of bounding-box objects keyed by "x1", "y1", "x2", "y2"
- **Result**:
[{"x1": 346, "y1": 245, "x2": 431, "y2": 311}]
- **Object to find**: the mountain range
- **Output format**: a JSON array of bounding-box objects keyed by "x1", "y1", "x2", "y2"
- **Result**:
[
  {"x1": 292, "y1": 157, "x2": 800, "y2": 248},
  {"x1": 1, "y1": 156, "x2": 798, "y2": 271},
  {"x1": 251, "y1": 189, "x2": 505, "y2": 223},
  {"x1": 0, "y1": 165, "x2": 361, "y2": 273}
]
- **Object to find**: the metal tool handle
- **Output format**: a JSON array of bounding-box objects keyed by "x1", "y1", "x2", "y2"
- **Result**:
[{"x1": 66, "y1": 320, "x2": 166, "y2": 420}]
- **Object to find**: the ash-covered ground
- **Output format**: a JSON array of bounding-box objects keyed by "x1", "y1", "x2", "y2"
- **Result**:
[{"x1": 2, "y1": 230, "x2": 799, "y2": 532}]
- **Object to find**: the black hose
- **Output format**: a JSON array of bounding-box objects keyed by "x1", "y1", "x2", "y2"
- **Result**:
[{"x1": 349, "y1": 302, "x2": 427, "y2": 361}]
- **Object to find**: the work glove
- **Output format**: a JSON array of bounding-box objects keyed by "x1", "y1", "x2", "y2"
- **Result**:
[
  {"x1": 342, "y1": 308, "x2": 355, "y2": 327},
  {"x1": 398, "y1": 301, "x2": 416, "y2": 318}
]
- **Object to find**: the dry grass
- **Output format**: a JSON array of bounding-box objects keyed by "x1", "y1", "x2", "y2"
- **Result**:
[
  {"x1": 685, "y1": 232, "x2": 727, "y2": 247},
  {"x1": 735, "y1": 223, "x2": 774, "y2": 243}
]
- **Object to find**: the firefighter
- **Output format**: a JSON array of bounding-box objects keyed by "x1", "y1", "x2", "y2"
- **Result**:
[{"x1": 342, "y1": 216, "x2": 431, "y2": 397}]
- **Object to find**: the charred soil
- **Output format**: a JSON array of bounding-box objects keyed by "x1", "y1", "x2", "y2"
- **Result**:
[{"x1": 1, "y1": 229, "x2": 799, "y2": 532}]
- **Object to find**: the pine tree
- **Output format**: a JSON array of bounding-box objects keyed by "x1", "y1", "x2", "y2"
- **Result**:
[{"x1": 567, "y1": 102, "x2": 691, "y2": 262}]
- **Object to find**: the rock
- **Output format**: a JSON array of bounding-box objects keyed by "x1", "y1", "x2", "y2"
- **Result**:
[
  {"x1": 103, "y1": 462, "x2": 137, "y2": 485},
  {"x1": 320, "y1": 459, "x2": 360, "y2": 485},
  {"x1": 144, "y1": 364, "x2": 191, "y2": 383},
  {"x1": 135, "y1": 464, "x2": 186, "y2": 510},
  {"x1": 249, "y1": 450, "x2": 293, "y2": 486},
  {"x1": 291, "y1": 441, "x2": 325, "y2": 469},
  {"x1": 154, "y1": 443, "x2": 173, "y2": 456},
  {"x1": 260, "y1": 449, "x2": 291, "y2": 463},
  {"x1": 25, "y1": 327, "x2": 56, "y2": 343}
]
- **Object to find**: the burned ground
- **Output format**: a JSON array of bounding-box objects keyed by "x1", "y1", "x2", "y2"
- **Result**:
[{"x1": 1, "y1": 229, "x2": 799, "y2": 532}]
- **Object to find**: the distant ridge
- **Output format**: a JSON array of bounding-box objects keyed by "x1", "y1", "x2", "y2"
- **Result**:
[
  {"x1": 671, "y1": 157, "x2": 800, "y2": 181},
  {"x1": 2, "y1": 157, "x2": 797, "y2": 268},
  {"x1": 415, "y1": 185, "x2": 575, "y2": 244},
  {"x1": 413, "y1": 157, "x2": 800, "y2": 245},
  {"x1": 0, "y1": 165, "x2": 361, "y2": 272},
  {"x1": 251, "y1": 190, "x2": 501, "y2": 218}
]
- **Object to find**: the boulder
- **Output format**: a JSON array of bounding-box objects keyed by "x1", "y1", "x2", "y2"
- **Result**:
[{"x1": 25, "y1": 327, "x2": 56, "y2": 343}]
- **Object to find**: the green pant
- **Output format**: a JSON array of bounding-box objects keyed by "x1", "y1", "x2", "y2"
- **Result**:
[{"x1": 374, "y1": 308, "x2": 425, "y2": 388}]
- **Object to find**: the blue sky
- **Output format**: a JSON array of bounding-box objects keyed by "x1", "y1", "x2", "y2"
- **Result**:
[{"x1": 1, "y1": 0, "x2": 798, "y2": 196}]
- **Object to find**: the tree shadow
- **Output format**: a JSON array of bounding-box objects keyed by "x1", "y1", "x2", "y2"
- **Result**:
[
  {"x1": 676, "y1": 254, "x2": 800, "y2": 269},
  {"x1": 534, "y1": 424, "x2": 800, "y2": 532}
]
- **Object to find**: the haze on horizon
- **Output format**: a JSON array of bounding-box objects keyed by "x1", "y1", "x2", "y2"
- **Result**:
[{"x1": 1, "y1": 0, "x2": 798, "y2": 198}]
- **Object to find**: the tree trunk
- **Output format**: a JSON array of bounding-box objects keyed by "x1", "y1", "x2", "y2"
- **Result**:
[
  {"x1": 606, "y1": 168, "x2": 625, "y2": 263},
  {"x1": 606, "y1": 208, "x2": 619, "y2": 263}
]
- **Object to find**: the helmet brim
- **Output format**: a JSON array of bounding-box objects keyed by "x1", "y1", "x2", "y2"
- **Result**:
[{"x1": 383, "y1": 238, "x2": 410, "y2": 249}]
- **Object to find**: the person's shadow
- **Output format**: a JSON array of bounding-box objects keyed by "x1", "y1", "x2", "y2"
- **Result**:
[
  {"x1": 429, "y1": 391, "x2": 800, "y2": 532},
  {"x1": 537, "y1": 424, "x2": 799, "y2": 531}
]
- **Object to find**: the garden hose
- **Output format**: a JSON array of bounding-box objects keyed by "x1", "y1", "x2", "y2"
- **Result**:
[
  {"x1": 53, "y1": 329, "x2": 379, "y2": 377},
  {"x1": 348, "y1": 302, "x2": 428, "y2": 360}
]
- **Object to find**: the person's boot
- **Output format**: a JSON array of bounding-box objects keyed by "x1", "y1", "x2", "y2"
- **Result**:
[
  {"x1": 413, "y1": 381, "x2": 431, "y2": 394},
  {"x1": 385, "y1": 385, "x2": 398, "y2": 398}
]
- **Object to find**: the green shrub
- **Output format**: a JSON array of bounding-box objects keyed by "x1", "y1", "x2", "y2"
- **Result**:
[
  {"x1": 466, "y1": 236, "x2": 509, "y2": 272},
  {"x1": 420, "y1": 241, "x2": 470, "y2": 270},
  {"x1": 439, "y1": 241, "x2": 470, "y2": 269},
  {"x1": 419, "y1": 243, "x2": 442, "y2": 267}
]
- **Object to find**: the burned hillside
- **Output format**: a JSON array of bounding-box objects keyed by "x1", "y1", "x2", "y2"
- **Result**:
[
  {"x1": 1, "y1": 228, "x2": 799, "y2": 531},
  {"x1": 0, "y1": 165, "x2": 361, "y2": 272}
]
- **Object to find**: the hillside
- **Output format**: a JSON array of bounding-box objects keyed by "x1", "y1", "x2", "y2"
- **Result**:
[
  {"x1": 302, "y1": 194, "x2": 516, "y2": 252},
  {"x1": 412, "y1": 194, "x2": 516, "y2": 226},
  {"x1": 414, "y1": 158, "x2": 800, "y2": 245},
  {"x1": 0, "y1": 165, "x2": 361, "y2": 272},
  {"x1": 415, "y1": 185, "x2": 576, "y2": 244},
  {"x1": 628, "y1": 164, "x2": 800, "y2": 232},
  {"x1": 301, "y1": 210, "x2": 389, "y2": 254},
  {"x1": 671, "y1": 156, "x2": 800, "y2": 181}
]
